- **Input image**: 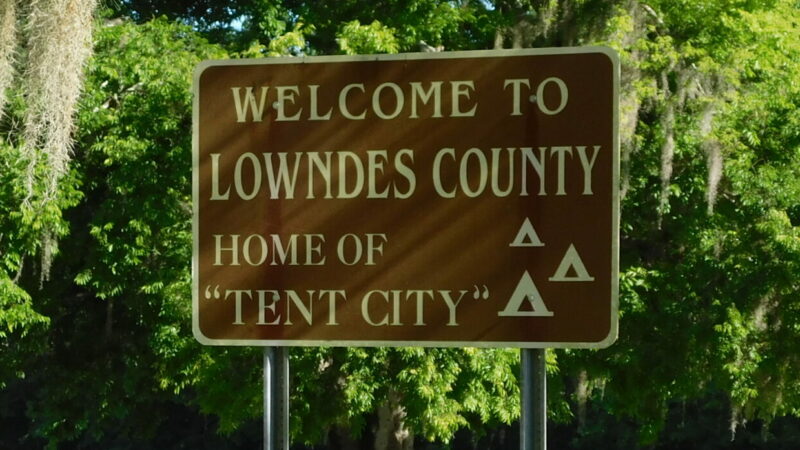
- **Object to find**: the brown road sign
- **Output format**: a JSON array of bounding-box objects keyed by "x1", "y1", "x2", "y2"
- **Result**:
[{"x1": 192, "y1": 47, "x2": 619, "y2": 348}]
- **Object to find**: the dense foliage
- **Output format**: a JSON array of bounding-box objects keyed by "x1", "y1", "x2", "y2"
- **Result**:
[{"x1": 1, "y1": 1, "x2": 799, "y2": 449}]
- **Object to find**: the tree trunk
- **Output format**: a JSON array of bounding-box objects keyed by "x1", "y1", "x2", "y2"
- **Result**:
[
  {"x1": 374, "y1": 390, "x2": 413, "y2": 450},
  {"x1": 334, "y1": 425, "x2": 360, "y2": 450},
  {"x1": 575, "y1": 370, "x2": 589, "y2": 432}
]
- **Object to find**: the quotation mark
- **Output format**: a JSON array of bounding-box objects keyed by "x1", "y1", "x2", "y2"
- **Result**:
[
  {"x1": 472, "y1": 284, "x2": 490, "y2": 300},
  {"x1": 204, "y1": 285, "x2": 221, "y2": 300}
]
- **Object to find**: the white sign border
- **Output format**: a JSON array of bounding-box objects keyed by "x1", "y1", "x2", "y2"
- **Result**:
[{"x1": 191, "y1": 46, "x2": 620, "y2": 349}]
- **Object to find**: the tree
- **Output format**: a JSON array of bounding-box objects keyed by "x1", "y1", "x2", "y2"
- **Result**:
[
  {"x1": 2, "y1": 1, "x2": 800, "y2": 449},
  {"x1": 560, "y1": 0, "x2": 800, "y2": 444},
  {"x1": 0, "y1": 0, "x2": 96, "y2": 388},
  {"x1": 0, "y1": 18, "x2": 227, "y2": 447}
]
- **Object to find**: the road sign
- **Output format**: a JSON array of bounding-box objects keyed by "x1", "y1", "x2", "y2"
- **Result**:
[{"x1": 192, "y1": 47, "x2": 619, "y2": 348}]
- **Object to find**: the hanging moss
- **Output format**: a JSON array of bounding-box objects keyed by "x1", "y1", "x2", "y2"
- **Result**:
[
  {"x1": 657, "y1": 72, "x2": 676, "y2": 228},
  {"x1": 700, "y1": 103, "x2": 723, "y2": 214},
  {"x1": 0, "y1": 0, "x2": 17, "y2": 120},
  {"x1": 21, "y1": 0, "x2": 97, "y2": 203}
]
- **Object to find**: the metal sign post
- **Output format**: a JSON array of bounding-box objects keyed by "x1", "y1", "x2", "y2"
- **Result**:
[
  {"x1": 521, "y1": 348, "x2": 546, "y2": 450},
  {"x1": 263, "y1": 347, "x2": 289, "y2": 450}
]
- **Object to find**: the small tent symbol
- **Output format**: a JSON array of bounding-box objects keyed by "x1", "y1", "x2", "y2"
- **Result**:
[
  {"x1": 549, "y1": 244, "x2": 594, "y2": 282},
  {"x1": 509, "y1": 217, "x2": 544, "y2": 247}
]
